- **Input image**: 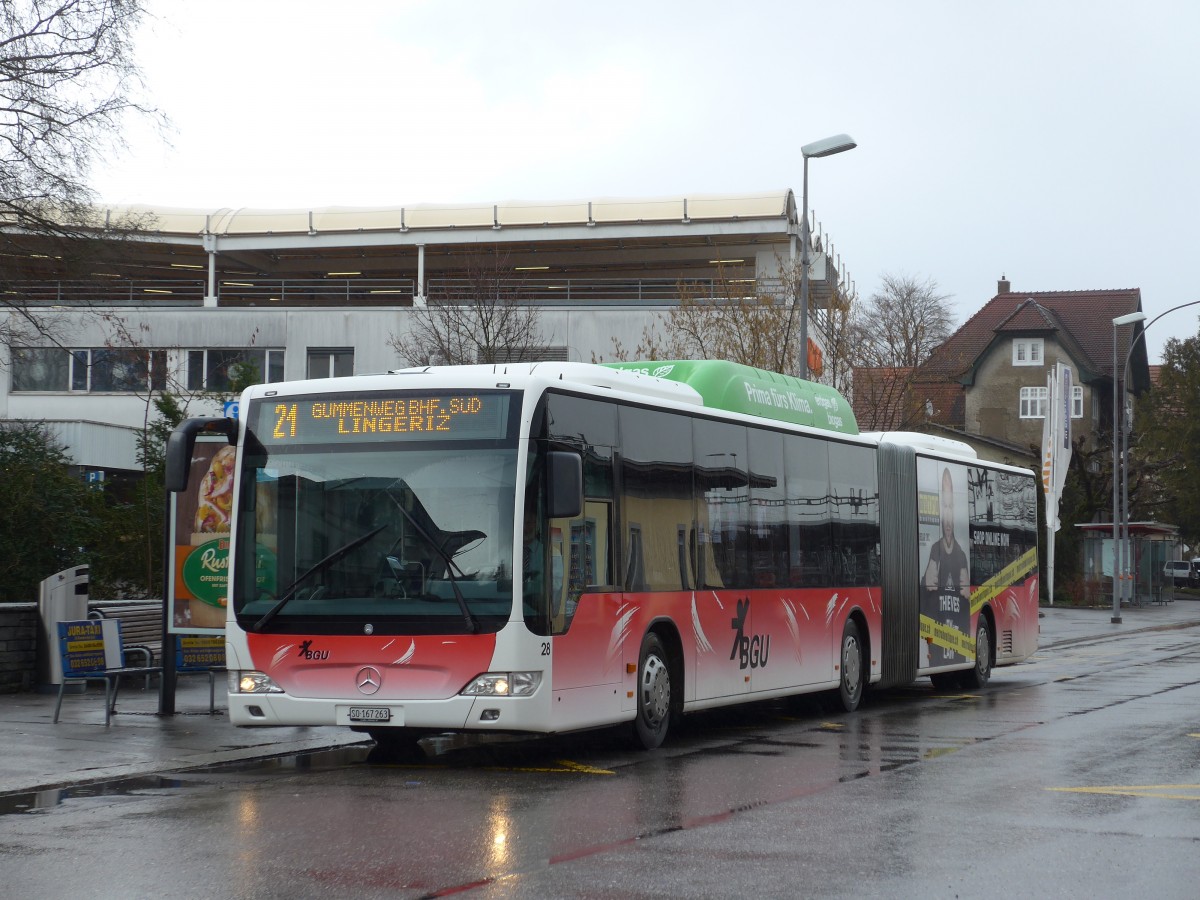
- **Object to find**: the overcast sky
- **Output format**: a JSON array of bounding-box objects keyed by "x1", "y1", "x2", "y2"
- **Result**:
[{"x1": 92, "y1": 0, "x2": 1200, "y2": 363}]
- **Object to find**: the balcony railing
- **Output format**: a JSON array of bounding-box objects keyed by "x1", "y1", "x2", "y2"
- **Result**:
[{"x1": 2, "y1": 275, "x2": 838, "y2": 322}]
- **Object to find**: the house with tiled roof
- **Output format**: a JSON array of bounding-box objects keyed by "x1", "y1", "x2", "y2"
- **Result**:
[{"x1": 854, "y1": 277, "x2": 1149, "y2": 467}]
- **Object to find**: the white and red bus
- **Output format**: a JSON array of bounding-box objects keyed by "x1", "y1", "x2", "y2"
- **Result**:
[{"x1": 166, "y1": 360, "x2": 1039, "y2": 752}]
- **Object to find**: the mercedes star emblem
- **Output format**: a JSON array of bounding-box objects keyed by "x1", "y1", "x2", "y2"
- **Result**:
[{"x1": 356, "y1": 666, "x2": 382, "y2": 695}]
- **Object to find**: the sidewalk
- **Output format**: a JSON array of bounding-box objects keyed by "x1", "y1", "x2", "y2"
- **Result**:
[{"x1": 3, "y1": 600, "x2": 1199, "y2": 798}]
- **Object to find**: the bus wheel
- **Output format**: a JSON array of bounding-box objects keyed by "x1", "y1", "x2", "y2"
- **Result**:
[
  {"x1": 633, "y1": 632, "x2": 672, "y2": 750},
  {"x1": 838, "y1": 618, "x2": 865, "y2": 712},
  {"x1": 961, "y1": 615, "x2": 993, "y2": 689}
]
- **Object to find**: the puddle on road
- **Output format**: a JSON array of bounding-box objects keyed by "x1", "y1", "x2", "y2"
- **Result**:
[
  {"x1": 0, "y1": 775, "x2": 189, "y2": 815},
  {"x1": 0, "y1": 745, "x2": 374, "y2": 816}
]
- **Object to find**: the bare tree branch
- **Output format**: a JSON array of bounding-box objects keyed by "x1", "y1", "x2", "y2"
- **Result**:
[
  {"x1": 847, "y1": 273, "x2": 957, "y2": 431},
  {"x1": 390, "y1": 251, "x2": 552, "y2": 365},
  {"x1": 1, "y1": 0, "x2": 163, "y2": 352}
]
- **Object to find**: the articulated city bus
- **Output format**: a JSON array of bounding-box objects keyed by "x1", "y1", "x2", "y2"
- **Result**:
[{"x1": 166, "y1": 360, "x2": 1039, "y2": 753}]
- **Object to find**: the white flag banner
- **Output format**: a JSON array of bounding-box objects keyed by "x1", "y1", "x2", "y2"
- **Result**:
[
  {"x1": 1056, "y1": 365, "x2": 1073, "y2": 502},
  {"x1": 1041, "y1": 363, "x2": 1074, "y2": 532}
]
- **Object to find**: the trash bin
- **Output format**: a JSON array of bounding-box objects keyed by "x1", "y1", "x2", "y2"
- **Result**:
[{"x1": 37, "y1": 565, "x2": 89, "y2": 691}]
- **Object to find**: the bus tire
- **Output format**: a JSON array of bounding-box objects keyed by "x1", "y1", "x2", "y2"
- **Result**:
[
  {"x1": 837, "y1": 618, "x2": 865, "y2": 712},
  {"x1": 632, "y1": 632, "x2": 672, "y2": 750},
  {"x1": 961, "y1": 614, "x2": 992, "y2": 689}
]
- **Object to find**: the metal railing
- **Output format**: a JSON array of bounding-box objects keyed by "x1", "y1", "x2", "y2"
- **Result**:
[{"x1": 2, "y1": 275, "x2": 841, "y2": 316}]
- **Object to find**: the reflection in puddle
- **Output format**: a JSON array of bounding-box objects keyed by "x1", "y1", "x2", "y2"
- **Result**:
[
  {"x1": 0, "y1": 745, "x2": 376, "y2": 816},
  {"x1": 0, "y1": 775, "x2": 188, "y2": 815}
]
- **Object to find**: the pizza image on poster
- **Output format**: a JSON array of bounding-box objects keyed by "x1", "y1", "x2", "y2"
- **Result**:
[{"x1": 172, "y1": 440, "x2": 235, "y2": 632}]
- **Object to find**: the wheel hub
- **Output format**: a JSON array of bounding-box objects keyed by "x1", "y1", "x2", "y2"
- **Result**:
[
  {"x1": 640, "y1": 655, "x2": 670, "y2": 726},
  {"x1": 842, "y1": 637, "x2": 861, "y2": 694}
]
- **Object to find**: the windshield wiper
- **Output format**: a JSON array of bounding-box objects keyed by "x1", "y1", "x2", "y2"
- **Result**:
[
  {"x1": 386, "y1": 488, "x2": 479, "y2": 634},
  {"x1": 251, "y1": 524, "x2": 386, "y2": 632}
]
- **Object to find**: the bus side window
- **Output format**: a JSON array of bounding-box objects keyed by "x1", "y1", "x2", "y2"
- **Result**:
[
  {"x1": 748, "y1": 429, "x2": 786, "y2": 589},
  {"x1": 785, "y1": 434, "x2": 831, "y2": 588},
  {"x1": 693, "y1": 418, "x2": 750, "y2": 589},
  {"x1": 625, "y1": 524, "x2": 646, "y2": 591},
  {"x1": 829, "y1": 444, "x2": 879, "y2": 587},
  {"x1": 618, "y1": 406, "x2": 692, "y2": 592},
  {"x1": 543, "y1": 392, "x2": 618, "y2": 634}
]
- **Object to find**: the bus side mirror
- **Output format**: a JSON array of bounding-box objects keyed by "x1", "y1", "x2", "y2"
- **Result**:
[
  {"x1": 165, "y1": 417, "x2": 238, "y2": 492},
  {"x1": 546, "y1": 451, "x2": 582, "y2": 520}
]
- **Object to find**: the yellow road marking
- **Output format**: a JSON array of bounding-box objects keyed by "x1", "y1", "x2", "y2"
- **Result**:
[
  {"x1": 481, "y1": 760, "x2": 614, "y2": 775},
  {"x1": 1048, "y1": 785, "x2": 1200, "y2": 801},
  {"x1": 554, "y1": 759, "x2": 615, "y2": 775}
]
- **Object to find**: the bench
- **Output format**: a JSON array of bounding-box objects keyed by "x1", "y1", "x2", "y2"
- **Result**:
[
  {"x1": 52, "y1": 619, "x2": 162, "y2": 726},
  {"x1": 89, "y1": 603, "x2": 164, "y2": 668}
]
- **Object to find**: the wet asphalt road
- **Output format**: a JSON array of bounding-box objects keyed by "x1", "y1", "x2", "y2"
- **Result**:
[{"x1": 4, "y1": 625, "x2": 1200, "y2": 899}]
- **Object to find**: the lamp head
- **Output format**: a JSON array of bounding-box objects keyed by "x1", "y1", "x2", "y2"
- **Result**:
[
  {"x1": 1112, "y1": 311, "x2": 1147, "y2": 327},
  {"x1": 802, "y1": 133, "x2": 857, "y2": 159}
]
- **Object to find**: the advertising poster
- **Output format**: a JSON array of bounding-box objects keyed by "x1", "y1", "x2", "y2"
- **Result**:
[
  {"x1": 176, "y1": 634, "x2": 226, "y2": 670},
  {"x1": 917, "y1": 458, "x2": 972, "y2": 667},
  {"x1": 962, "y1": 467, "x2": 1040, "y2": 627},
  {"x1": 168, "y1": 436, "x2": 235, "y2": 634},
  {"x1": 58, "y1": 619, "x2": 122, "y2": 675}
]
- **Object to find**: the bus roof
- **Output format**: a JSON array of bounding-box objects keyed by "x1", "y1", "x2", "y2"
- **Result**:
[{"x1": 601, "y1": 360, "x2": 858, "y2": 435}]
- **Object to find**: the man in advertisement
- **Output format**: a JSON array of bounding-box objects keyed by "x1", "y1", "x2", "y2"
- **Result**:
[{"x1": 919, "y1": 462, "x2": 971, "y2": 666}]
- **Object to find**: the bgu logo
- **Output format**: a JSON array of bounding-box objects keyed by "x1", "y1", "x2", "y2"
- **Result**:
[
  {"x1": 729, "y1": 597, "x2": 770, "y2": 670},
  {"x1": 297, "y1": 640, "x2": 329, "y2": 661}
]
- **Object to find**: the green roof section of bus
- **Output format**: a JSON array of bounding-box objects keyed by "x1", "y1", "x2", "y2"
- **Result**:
[{"x1": 601, "y1": 360, "x2": 858, "y2": 435}]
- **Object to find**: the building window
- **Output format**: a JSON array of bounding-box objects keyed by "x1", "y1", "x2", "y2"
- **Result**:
[
  {"x1": 11, "y1": 347, "x2": 166, "y2": 392},
  {"x1": 11, "y1": 348, "x2": 69, "y2": 391},
  {"x1": 81, "y1": 348, "x2": 167, "y2": 392},
  {"x1": 1012, "y1": 339, "x2": 1045, "y2": 367},
  {"x1": 306, "y1": 347, "x2": 354, "y2": 379},
  {"x1": 1019, "y1": 386, "x2": 1048, "y2": 418},
  {"x1": 188, "y1": 348, "x2": 283, "y2": 391},
  {"x1": 1072, "y1": 385, "x2": 1083, "y2": 419}
]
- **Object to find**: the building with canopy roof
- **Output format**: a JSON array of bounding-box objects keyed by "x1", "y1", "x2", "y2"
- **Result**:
[{"x1": 1, "y1": 189, "x2": 854, "y2": 475}]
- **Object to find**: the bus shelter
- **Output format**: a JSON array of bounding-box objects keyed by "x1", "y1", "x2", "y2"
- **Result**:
[{"x1": 1076, "y1": 522, "x2": 1179, "y2": 606}]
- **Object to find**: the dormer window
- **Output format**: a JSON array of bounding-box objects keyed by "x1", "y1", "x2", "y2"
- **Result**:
[{"x1": 1013, "y1": 338, "x2": 1044, "y2": 366}]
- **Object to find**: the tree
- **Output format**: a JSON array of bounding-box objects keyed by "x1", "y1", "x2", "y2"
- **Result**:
[
  {"x1": 0, "y1": 421, "x2": 100, "y2": 601},
  {"x1": 2, "y1": 0, "x2": 159, "y2": 349},
  {"x1": 855, "y1": 274, "x2": 954, "y2": 368},
  {"x1": 601, "y1": 264, "x2": 955, "y2": 432},
  {"x1": 390, "y1": 251, "x2": 549, "y2": 365},
  {"x1": 849, "y1": 274, "x2": 956, "y2": 431},
  {"x1": 1132, "y1": 329, "x2": 1200, "y2": 542},
  {"x1": 600, "y1": 259, "x2": 844, "y2": 385},
  {"x1": 605, "y1": 264, "x2": 803, "y2": 373},
  {"x1": 1, "y1": 0, "x2": 153, "y2": 232}
]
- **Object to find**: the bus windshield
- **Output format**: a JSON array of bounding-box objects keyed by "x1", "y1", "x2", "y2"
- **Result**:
[{"x1": 232, "y1": 394, "x2": 520, "y2": 635}]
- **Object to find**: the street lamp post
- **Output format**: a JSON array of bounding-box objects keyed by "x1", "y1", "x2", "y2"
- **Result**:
[
  {"x1": 1111, "y1": 311, "x2": 1146, "y2": 623},
  {"x1": 1117, "y1": 300, "x2": 1200, "y2": 613},
  {"x1": 797, "y1": 133, "x2": 856, "y2": 381}
]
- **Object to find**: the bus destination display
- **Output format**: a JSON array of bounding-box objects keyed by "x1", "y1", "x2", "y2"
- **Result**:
[{"x1": 253, "y1": 393, "x2": 511, "y2": 445}]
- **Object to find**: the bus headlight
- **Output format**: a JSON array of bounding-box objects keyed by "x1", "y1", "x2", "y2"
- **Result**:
[
  {"x1": 461, "y1": 671, "x2": 542, "y2": 697},
  {"x1": 231, "y1": 670, "x2": 284, "y2": 694}
]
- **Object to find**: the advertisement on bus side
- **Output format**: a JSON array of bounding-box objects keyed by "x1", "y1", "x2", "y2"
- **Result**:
[{"x1": 918, "y1": 459, "x2": 972, "y2": 666}]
